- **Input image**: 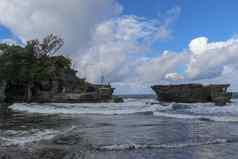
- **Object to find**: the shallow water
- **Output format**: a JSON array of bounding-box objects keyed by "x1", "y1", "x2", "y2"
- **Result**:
[{"x1": 1, "y1": 98, "x2": 238, "y2": 158}]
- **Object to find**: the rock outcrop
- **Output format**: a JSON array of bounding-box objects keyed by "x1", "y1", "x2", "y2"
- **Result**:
[
  {"x1": 3, "y1": 71, "x2": 115, "y2": 103},
  {"x1": 0, "y1": 81, "x2": 6, "y2": 102},
  {"x1": 0, "y1": 34, "x2": 117, "y2": 105},
  {"x1": 151, "y1": 84, "x2": 232, "y2": 106}
]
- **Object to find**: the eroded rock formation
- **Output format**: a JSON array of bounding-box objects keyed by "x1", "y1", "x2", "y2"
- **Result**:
[{"x1": 151, "y1": 84, "x2": 232, "y2": 106}]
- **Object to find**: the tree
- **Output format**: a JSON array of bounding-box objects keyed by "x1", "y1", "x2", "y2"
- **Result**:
[
  {"x1": 0, "y1": 34, "x2": 70, "y2": 102},
  {"x1": 29, "y1": 33, "x2": 64, "y2": 57}
]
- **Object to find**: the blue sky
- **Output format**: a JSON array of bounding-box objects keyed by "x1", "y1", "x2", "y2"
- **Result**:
[
  {"x1": 119, "y1": 0, "x2": 238, "y2": 53},
  {"x1": 0, "y1": 25, "x2": 22, "y2": 43},
  {"x1": 2, "y1": 0, "x2": 238, "y2": 51},
  {"x1": 1, "y1": 0, "x2": 238, "y2": 94},
  {"x1": 0, "y1": 25, "x2": 12, "y2": 39}
]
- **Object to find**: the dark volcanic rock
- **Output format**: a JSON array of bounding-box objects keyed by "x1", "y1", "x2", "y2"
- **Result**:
[
  {"x1": 151, "y1": 84, "x2": 232, "y2": 106},
  {"x1": 0, "y1": 81, "x2": 6, "y2": 102},
  {"x1": 0, "y1": 74, "x2": 115, "y2": 105}
]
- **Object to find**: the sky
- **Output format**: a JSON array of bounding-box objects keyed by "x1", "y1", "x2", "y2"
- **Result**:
[{"x1": 1, "y1": 0, "x2": 238, "y2": 94}]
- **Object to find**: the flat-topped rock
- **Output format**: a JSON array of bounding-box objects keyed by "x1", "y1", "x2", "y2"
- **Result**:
[{"x1": 151, "y1": 84, "x2": 232, "y2": 106}]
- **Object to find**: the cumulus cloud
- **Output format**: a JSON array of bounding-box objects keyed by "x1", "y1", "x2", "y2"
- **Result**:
[
  {"x1": 0, "y1": 1, "x2": 182, "y2": 85},
  {"x1": 165, "y1": 72, "x2": 184, "y2": 81},
  {"x1": 1, "y1": 1, "x2": 238, "y2": 93},
  {"x1": 186, "y1": 37, "x2": 238, "y2": 80},
  {"x1": 2, "y1": 0, "x2": 238, "y2": 93},
  {"x1": 75, "y1": 7, "x2": 181, "y2": 83},
  {"x1": 0, "y1": 0, "x2": 122, "y2": 53},
  {"x1": 189, "y1": 37, "x2": 208, "y2": 55},
  {"x1": 75, "y1": 15, "x2": 161, "y2": 82},
  {"x1": 135, "y1": 51, "x2": 188, "y2": 83}
]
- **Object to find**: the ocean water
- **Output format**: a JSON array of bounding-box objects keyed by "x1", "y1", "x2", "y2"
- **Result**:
[{"x1": 1, "y1": 98, "x2": 238, "y2": 158}]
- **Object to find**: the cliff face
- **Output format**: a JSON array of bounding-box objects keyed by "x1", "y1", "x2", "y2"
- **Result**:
[
  {"x1": 0, "y1": 81, "x2": 6, "y2": 102},
  {"x1": 3, "y1": 71, "x2": 114, "y2": 103},
  {"x1": 0, "y1": 35, "x2": 115, "y2": 104},
  {"x1": 151, "y1": 84, "x2": 232, "y2": 105}
]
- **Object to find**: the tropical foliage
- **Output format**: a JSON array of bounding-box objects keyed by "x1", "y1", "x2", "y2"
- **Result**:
[
  {"x1": 0, "y1": 34, "x2": 71, "y2": 82},
  {"x1": 0, "y1": 34, "x2": 71, "y2": 102}
]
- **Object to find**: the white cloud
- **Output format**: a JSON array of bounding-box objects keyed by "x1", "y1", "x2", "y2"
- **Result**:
[
  {"x1": 0, "y1": 38, "x2": 22, "y2": 46},
  {"x1": 165, "y1": 72, "x2": 184, "y2": 81},
  {"x1": 0, "y1": 0, "x2": 122, "y2": 53},
  {"x1": 0, "y1": 1, "x2": 181, "y2": 82},
  {"x1": 187, "y1": 37, "x2": 238, "y2": 80},
  {"x1": 189, "y1": 37, "x2": 208, "y2": 55},
  {"x1": 119, "y1": 35, "x2": 238, "y2": 91},
  {"x1": 1, "y1": 1, "x2": 238, "y2": 93},
  {"x1": 0, "y1": 1, "x2": 188, "y2": 93},
  {"x1": 156, "y1": 6, "x2": 181, "y2": 40},
  {"x1": 135, "y1": 51, "x2": 188, "y2": 83},
  {"x1": 75, "y1": 10, "x2": 181, "y2": 83},
  {"x1": 112, "y1": 82, "x2": 153, "y2": 95},
  {"x1": 2, "y1": 1, "x2": 238, "y2": 93}
]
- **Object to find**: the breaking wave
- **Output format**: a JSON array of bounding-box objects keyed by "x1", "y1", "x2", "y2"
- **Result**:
[
  {"x1": 153, "y1": 112, "x2": 238, "y2": 122},
  {"x1": 0, "y1": 129, "x2": 59, "y2": 146},
  {"x1": 9, "y1": 99, "x2": 238, "y2": 123},
  {"x1": 10, "y1": 99, "x2": 162, "y2": 115},
  {"x1": 0, "y1": 126, "x2": 77, "y2": 146},
  {"x1": 152, "y1": 100, "x2": 238, "y2": 122},
  {"x1": 96, "y1": 138, "x2": 231, "y2": 151}
]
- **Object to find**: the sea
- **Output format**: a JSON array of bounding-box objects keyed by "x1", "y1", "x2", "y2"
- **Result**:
[{"x1": 1, "y1": 96, "x2": 238, "y2": 158}]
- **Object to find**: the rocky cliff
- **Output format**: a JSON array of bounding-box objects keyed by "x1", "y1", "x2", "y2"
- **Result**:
[
  {"x1": 0, "y1": 81, "x2": 6, "y2": 102},
  {"x1": 151, "y1": 84, "x2": 232, "y2": 105},
  {"x1": 0, "y1": 34, "x2": 116, "y2": 105},
  {"x1": 1, "y1": 72, "x2": 115, "y2": 104}
]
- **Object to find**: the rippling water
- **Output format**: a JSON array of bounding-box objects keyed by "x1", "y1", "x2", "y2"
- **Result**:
[{"x1": 1, "y1": 98, "x2": 238, "y2": 158}]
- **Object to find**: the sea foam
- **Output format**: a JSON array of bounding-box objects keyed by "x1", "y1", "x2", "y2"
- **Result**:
[
  {"x1": 9, "y1": 99, "x2": 238, "y2": 123},
  {"x1": 10, "y1": 99, "x2": 162, "y2": 115},
  {"x1": 0, "y1": 129, "x2": 59, "y2": 146},
  {"x1": 97, "y1": 138, "x2": 229, "y2": 151}
]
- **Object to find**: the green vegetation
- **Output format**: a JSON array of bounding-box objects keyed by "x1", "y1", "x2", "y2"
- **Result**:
[
  {"x1": 0, "y1": 35, "x2": 71, "y2": 81},
  {"x1": 0, "y1": 34, "x2": 117, "y2": 107},
  {"x1": 0, "y1": 34, "x2": 72, "y2": 102}
]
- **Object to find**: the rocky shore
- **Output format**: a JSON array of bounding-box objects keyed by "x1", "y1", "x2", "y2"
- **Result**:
[{"x1": 151, "y1": 84, "x2": 232, "y2": 106}]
